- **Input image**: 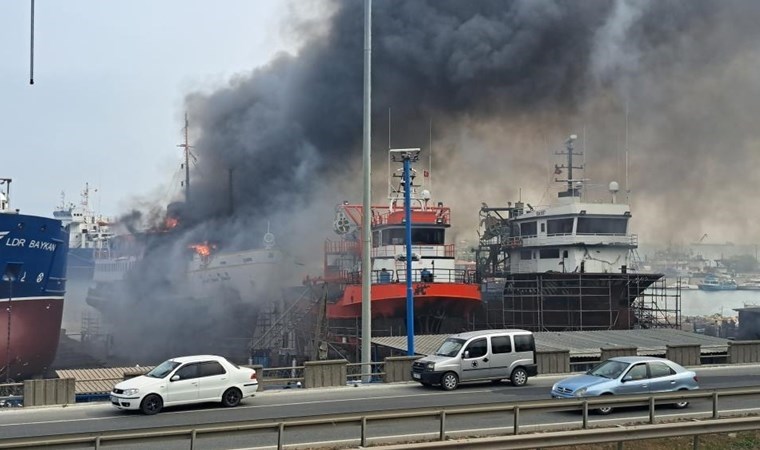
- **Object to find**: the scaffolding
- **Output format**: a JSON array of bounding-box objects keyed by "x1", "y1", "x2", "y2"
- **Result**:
[
  {"x1": 476, "y1": 272, "x2": 677, "y2": 332},
  {"x1": 633, "y1": 277, "x2": 682, "y2": 330},
  {"x1": 248, "y1": 284, "x2": 326, "y2": 367}
]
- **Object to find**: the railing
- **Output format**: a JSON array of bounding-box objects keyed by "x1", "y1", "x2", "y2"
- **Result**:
[
  {"x1": 371, "y1": 244, "x2": 455, "y2": 258},
  {"x1": 343, "y1": 268, "x2": 476, "y2": 285},
  {"x1": 2, "y1": 387, "x2": 759, "y2": 449},
  {"x1": 346, "y1": 362, "x2": 385, "y2": 382},
  {"x1": 0, "y1": 382, "x2": 22, "y2": 407},
  {"x1": 514, "y1": 233, "x2": 638, "y2": 248}
]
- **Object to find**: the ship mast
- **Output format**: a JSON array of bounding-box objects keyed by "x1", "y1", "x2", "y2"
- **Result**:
[
  {"x1": 177, "y1": 113, "x2": 192, "y2": 204},
  {"x1": 554, "y1": 135, "x2": 584, "y2": 199}
]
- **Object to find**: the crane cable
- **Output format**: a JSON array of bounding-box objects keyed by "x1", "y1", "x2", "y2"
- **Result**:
[{"x1": 30, "y1": 0, "x2": 35, "y2": 85}]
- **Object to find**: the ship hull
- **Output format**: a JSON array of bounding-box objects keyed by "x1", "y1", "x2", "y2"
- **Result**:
[
  {"x1": 479, "y1": 272, "x2": 663, "y2": 332},
  {"x1": 0, "y1": 297, "x2": 63, "y2": 380},
  {"x1": 1, "y1": 213, "x2": 68, "y2": 380},
  {"x1": 328, "y1": 282, "x2": 481, "y2": 334},
  {"x1": 698, "y1": 285, "x2": 737, "y2": 291}
]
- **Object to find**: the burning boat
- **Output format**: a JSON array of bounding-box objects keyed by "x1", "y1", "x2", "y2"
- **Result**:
[{"x1": 475, "y1": 135, "x2": 663, "y2": 331}]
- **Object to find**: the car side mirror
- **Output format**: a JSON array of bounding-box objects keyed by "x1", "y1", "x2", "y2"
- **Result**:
[
  {"x1": 463, "y1": 350, "x2": 469, "y2": 359},
  {"x1": 622, "y1": 375, "x2": 632, "y2": 382},
  {"x1": 171, "y1": 375, "x2": 180, "y2": 381}
]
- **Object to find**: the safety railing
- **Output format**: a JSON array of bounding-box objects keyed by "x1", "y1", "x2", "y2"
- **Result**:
[
  {"x1": 0, "y1": 382, "x2": 22, "y2": 407},
  {"x1": 2, "y1": 386, "x2": 759, "y2": 449}
]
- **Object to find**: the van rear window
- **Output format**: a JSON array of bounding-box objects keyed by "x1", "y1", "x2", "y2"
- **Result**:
[
  {"x1": 491, "y1": 336, "x2": 512, "y2": 354},
  {"x1": 514, "y1": 334, "x2": 535, "y2": 352}
]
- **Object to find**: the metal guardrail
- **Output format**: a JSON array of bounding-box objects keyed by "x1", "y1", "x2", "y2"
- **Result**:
[
  {"x1": 0, "y1": 383, "x2": 23, "y2": 407},
  {"x1": 2, "y1": 386, "x2": 760, "y2": 449}
]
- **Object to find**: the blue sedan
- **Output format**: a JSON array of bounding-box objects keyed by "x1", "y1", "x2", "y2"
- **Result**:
[{"x1": 551, "y1": 356, "x2": 699, "y2": 414}]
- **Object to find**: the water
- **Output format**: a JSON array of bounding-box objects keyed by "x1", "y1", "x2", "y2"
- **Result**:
[{"x1": 680, "y1": 289, "x2": 760, "y2": 317}]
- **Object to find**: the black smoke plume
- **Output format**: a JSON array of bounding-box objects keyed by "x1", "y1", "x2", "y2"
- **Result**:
[{"x1": 101, "y1": 1, "x2": 760, "y2": 363}]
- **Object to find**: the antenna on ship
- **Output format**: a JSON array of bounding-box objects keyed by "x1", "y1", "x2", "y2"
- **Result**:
[
  {"x1": 177, "y1": 113, "x2": 193, "y2": 204},
  {"x1": 625, "y1": 101, "x2": 631, "y2": 204},
  {"x1": 428, "y1": 118, "x2": 432, "y2": 193},
  {"x1": 554, "y1": 134, "x2": 584, "y2": 199}
]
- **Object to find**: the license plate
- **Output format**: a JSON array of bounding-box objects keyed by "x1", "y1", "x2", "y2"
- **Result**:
[{"x1": 412, "y1": 373, "x2": 421, "y2": 379}]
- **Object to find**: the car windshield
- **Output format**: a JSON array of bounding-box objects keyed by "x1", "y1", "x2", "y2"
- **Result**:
[
  {"x1": 436, "y1": 338, "x2": 466, "y2": 357},
  {"x1": 145, "y1": 360, "x2": 182, "y2": 378},
  {"x1": 588, "y1": 360, "x2": 630, "y2": 379}
]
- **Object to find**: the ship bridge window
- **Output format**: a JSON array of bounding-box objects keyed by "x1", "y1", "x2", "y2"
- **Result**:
[
  {"x1": 519, "y1": 222, "x2": 537, "y2": 237},
  {"x1": 520, "y1": 250, "x2": 533, "y2": 260},
  {"x1": 547, "y1": 218, "x2": 574, "y2": 235},
  {"x1": 539, "y1": 248, "x2": 560, "y2": 259},
  {"x1": 577, "y1": 217, "x2": 627, "y2": 235},
  {"x1": 373, "y1": 231, "x2": 380, "y2": 248},
  {"x1": 382, "y1": 227, "x2": 444, "y2": 245}
]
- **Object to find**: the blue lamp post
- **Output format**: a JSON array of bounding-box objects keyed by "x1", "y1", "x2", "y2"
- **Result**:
[{"x1": 391, "y1": 148, "x2": 420, "y2": 356}]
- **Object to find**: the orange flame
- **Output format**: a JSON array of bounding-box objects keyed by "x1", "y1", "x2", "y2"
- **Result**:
[
  {"x1": 165, "y1": 217, "x2": 179, "y2": 229},
  {"x1": 189, "y1": 242, "x2": 214, "y2": 258}
]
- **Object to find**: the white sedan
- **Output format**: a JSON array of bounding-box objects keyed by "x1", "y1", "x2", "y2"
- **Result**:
[{"x1": 110, "y1": 355, "x2": 258, "y2": 415}]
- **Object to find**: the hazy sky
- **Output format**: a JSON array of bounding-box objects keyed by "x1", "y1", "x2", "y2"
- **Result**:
[
  {"x1": 1, "y1": 0, "x2": 299, "y2": 218},
  {"x1": 4, "y1": 1, "x2": 760, "y2": 250}
]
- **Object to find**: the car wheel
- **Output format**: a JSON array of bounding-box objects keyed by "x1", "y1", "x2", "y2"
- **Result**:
[
  {"x1": 440, "y1": 372, "x2": 459, "y2": 391},
  {"x1": 222, "y1": 388, "x2": 242, "y2": 407},
  {"x1": 596, "y1": 393, "x2": 614, "y2": 415},
  {"x1": 673, "y1": 389, "x2": 689, "y2": 409},
  {"x1": 140, "y1": 394, "x2": 163, "y2": 415},
  {"x1": 510, "y1": 367, "x2": 528, "y2": 387}
]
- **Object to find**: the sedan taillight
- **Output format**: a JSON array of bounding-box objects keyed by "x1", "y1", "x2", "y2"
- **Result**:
[
  {"x1": 693, "y1": 375, "x2": 699, "y2": 382},
  {"x1": 250, "y1": 371, "x2": 257, "y2": 380}
]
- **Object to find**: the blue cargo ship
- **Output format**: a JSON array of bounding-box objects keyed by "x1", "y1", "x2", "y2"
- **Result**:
[{"x1": 1, "y1": 179, "x2": 69, "y2": 380}]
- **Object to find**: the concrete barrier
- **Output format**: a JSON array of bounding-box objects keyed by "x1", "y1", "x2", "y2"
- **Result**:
[
  {"x1": 600, "y1": 347, "x2": 637, "y2": 360},
  {"x1": 536, "y1": 350, "x2": 571, "y2": 374},
  {"x1": 23, "y1": 378, "x2": 75, "y2": 407},
  {"x1": 384, "y1": 356, "x2": 423, "y2": 382},
  {"x1": 728, "y1": 340, "x2": 760, "y2": 364},
  {"x1": 666, "y1": 344, "x2": 701, "y2": 366},
  {"x1": 304, "y1": 359, "x2": 347, "y2": 388}
]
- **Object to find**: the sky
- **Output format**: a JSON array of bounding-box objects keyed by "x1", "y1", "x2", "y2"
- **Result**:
[
  {"x1": 3, "y1": 1, "x2": 760, "y2": 251},
  {"x1": 0, "y1": 0, "x2": 301, "y2": 218}
]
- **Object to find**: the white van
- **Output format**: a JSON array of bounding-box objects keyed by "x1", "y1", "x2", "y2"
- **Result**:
[{"x1": 411, "y1": 329, "x2": 537, "y2": 390}]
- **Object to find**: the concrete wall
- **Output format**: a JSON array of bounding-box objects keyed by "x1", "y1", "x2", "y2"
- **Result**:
[
  {"x1": 666, "y1": 344, "x2": 701, "y2": 366},
  {"x1": 304, "y1": 359, "x2": 347, "y2": 388},
  {"x1": 384, "y1": 356, "x2": 422, "y2": 383},
  {"x1": 600, "y1": 347, "x2": 638, "y2": 360},
  {"x1": 536, "y1": 350, "x2": 571, "y2": 374},
  {"x1": 728, "y1": 340, "x2": 760, "y2": 364},
  {"x1": 23, "y1": 378, "x2": 75, "y2": 407}
]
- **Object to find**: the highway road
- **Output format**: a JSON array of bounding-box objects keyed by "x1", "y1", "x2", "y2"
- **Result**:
[{"x1": 2, "y1": 364, "x2": 760, "y2": 449}]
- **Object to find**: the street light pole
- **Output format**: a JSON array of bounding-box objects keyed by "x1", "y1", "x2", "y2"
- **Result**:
[
  {"x1": 360, "y1": 0, "x2": 373, "y2": 383},
  {"x1": 390, "y1": 148, "x2": 420, "y2": 356}
]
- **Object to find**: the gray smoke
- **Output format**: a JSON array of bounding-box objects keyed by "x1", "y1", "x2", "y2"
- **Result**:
[{"x1": 103, "y1": 0, "x2": 760, "y2": 363}]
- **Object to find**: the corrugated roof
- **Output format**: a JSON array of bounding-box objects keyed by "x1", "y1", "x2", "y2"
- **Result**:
[
  {"x1": 372, "y1": 329, "x2": 730, "y2": 358},
  {"x1": 55, "y1": 366, "x2": 153, "y2": 394}
]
